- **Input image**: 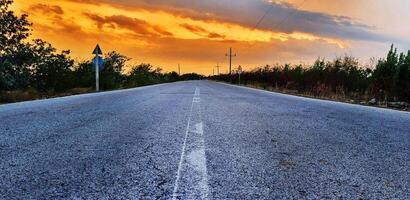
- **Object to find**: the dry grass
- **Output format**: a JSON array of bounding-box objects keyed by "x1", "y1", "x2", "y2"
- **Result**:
[
  {"x1": 241, "y1": 83, "x2": 408, "y2": 111},
  {"x1": 0, "y1": 89, "x2": 40, "y2": 103},
  {"x1": 0, "y1": 87, "x2": 93, "y2": 104}
]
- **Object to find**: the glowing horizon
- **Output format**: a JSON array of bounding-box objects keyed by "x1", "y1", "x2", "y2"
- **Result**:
[{"x1": 12, "y1": 0, "x2": 410, "y2": 75}]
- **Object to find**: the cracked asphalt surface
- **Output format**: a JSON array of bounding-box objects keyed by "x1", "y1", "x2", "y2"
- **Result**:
[{"x1": 1, "y1": 80, "x2": 409, "y2": 199}]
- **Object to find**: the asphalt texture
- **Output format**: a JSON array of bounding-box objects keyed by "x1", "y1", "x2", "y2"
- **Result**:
[{"x1": 0, "y1": 80, "x2": 409, "y2": 200}]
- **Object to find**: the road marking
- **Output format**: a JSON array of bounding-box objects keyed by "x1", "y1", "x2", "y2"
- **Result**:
[
  {"x1": 194, "y1": 122, "x2": 203, "y2": 136},
  {"x1": 172, "y1": 87, "x2": 209, "y2": 200},
  {"x1": 194, "y1": 88, "x2": 200, "y2": 96},
  {"x1": 193, "y1": 97, "x2": 201, "y2": 103},
  {"x1": 172, "y1": 89, "x2": 196, "y2": 200},
  {"x1": 187, "y1": 122, "x2": 209, "y2": 199}
]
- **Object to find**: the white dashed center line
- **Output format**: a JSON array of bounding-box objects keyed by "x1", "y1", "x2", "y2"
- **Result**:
[{"x1": 172, "y1": 88, "x2": 209, "y2": 200}]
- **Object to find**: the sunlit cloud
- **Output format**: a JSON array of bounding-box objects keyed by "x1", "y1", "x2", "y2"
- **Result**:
[{"x1": 11, "y1": 0, "x2": 409, "y2": 75}]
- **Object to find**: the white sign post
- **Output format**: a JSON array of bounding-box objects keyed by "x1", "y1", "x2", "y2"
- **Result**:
[{"x1": 92, "y1": 44, "x2": 103, "y2": 92}]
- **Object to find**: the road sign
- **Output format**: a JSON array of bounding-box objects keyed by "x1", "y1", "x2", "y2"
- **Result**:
[
  {"x1": 237, "y1": 65, "x2": 243, "y2": 85},
  {"x1": 237, "y1": 65, "x2": 243, "y2": 75},
  {"x1": 92, "y1": 44, "x2": 103, "y2": 55},
  {"x1": 92, "y1": 56, "x2": 104, "y2": 71}
]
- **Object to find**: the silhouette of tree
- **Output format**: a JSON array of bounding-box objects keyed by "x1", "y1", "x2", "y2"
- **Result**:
[
  {"x1": 211, "y1": 46, "x2": 410, "y2": 104},
  {"x1": 0, "y1": 0, "x2": 32, "y2": 90},
  {"x1": 30, "y1": 39, "x2": 74, "y2": 92}
]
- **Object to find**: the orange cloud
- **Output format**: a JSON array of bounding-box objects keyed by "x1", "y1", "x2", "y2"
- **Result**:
[
  {"x1": 180, "y1": 24, "x2": 225, "y2": 40},
  {"x1": 84, "y1": 13, "x2": 173, "y2": 37},
  {"x1": 13, "y1": 0, "x2": 362, "y2": 75},
  {"x1": 27, "y1": 4, "x2": 64, "y2": 15}
]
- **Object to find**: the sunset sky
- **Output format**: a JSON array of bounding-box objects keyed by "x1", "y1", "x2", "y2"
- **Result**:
[{"x1": 12, "y1": 0, "x2": 410, "y2": 75}]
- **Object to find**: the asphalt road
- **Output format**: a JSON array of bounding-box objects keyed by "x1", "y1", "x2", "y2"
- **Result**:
[{"x1": 1, "y1": 80, "x2": 409, "y2": 199}]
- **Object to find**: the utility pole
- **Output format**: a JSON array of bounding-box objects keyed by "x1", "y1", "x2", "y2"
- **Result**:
[
  {"x1": 225, "y1": 48, "x2": 236, "y2": 75},
  {"x1": 213, "y1": 67, "x2": 215, "y2": 76},
  {"x1": 216, "y1": 63, "x2": 220, "y2": 75},
  {"x1": 178, "y1": 64, "x2": 181, "y2": 75}
]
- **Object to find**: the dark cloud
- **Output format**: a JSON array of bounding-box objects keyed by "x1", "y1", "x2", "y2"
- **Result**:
[
  {"x1": 26, "y1": 4, "x2": 84, "y2": 35},
  {"x1": 208, "y1": 32, "x2": 225, "y2": 39},
  {"x1": 84, "y1": 13, "x2": 173, "y2": 37},
  {"x1": 62, "y1": 0, "x2": 97, "y2": 4},
  {"x1": 27, "y1": 4, "x2": 64, "y2": 15},
  {"x1": 180, "y1": 24, "x2": 207, "y2": 33},
  {"x1": 152, "y1": 26, "x2": 174, "y2": 37},
  {"x1": 180, "y1": 24, "x2": 225, "y2": 39}
]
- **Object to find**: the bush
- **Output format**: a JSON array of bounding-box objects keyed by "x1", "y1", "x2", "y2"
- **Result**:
[{"x1": 211, "y1": 46, "x2": 410, "y2": 103}]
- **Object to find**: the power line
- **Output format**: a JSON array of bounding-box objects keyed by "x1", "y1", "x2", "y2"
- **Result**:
[
  {"x1": 242, "y1": 0, "x2": 308, "y2": 56},
  {"x1": 245, "y1": 5, "x2": 275, "y2": 40},
  {"x1": 224, "y1": 4, "x2": 278, "y2": 75},
  {"x1": 271, "y1": 0, "x2": 307, "y2": 32},
  {"x1": 217, "y1": 2, "x2": 273, "y2": 73},
  {"x1": 221, "y1": 4, "x2": 274, "y2": 75},
  {"x1": 218, "y1": 0, "x2": 308, "y2": 74}
]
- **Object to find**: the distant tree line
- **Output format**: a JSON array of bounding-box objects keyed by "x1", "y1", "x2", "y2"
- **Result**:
[
  {"x1": 211, "y1": 46, "x2": 410, "y2": 104},
  {"x1": 0, "y1": 0, "x2": 203, "y2": 102}
]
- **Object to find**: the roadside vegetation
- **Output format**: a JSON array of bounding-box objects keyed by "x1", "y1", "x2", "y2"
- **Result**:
[
  {"x1": 2, "y1": 0, "x2": 409, "y2": 109},
  {"x1": 0, "y1": 0, "x2": 203, "y2": 103},
  {"x1": 211, "y1": 47, "x2": 410, "y2": 110}
]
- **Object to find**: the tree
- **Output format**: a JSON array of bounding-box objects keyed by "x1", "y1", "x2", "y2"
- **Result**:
[
  {"x1": 394, "y1": 51, "x2": 410, "y2": 101},
  {"x1": 125, "y1": 63, "x2": 157, "y2": 87},
  {"x1": 100, "y1": 51, "x2": 129, "y2": 89},
  {"x1": 0, "y1": 0, "x2": 31, "y2": 56},
  {"x1": 163, "y1": 71, "x2": 180, "y2": 82},
  {"x1": 30, "y1": 39, "x2": 74, "y2": 92},
  {"x1": 72, "y1": 61, "x2": 94, "y2": 88},
  {"x1": 0, "y1": 0, "x2": 32, "y2": 90},
  {"x1": 371, "y1": 45, "x2": 399, "y2": 100}
]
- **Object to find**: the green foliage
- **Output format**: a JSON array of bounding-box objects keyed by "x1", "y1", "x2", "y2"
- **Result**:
[
  {"x1": 369, "y1": 45, "x2": 410, "y2": 101},
  {"x1": 0, "y1": 0, "x2": 32, "y2": 90},
  {"x1": 0, "y1": 0, "x2": 31, "y2": 56},
  {"x1": 179, "y1": 73, "x2": 205, "y2": 81},
  {"x1": 125, "y1": 63, "x2": 163, "y2": 87},
  {"x1": 163, "y1": 71, "x2": 180, "y2": 82},
  {"x1": 372, "y1": 45, "x2": 399, "y2": 99},
  {"x1": 72, "y1": 61, "x2": 94, "y2": 88},
  {"x1": 1, "y1": 0, "x2": 409, "y2": 105},
  {"x1": 30, "y1": 39, "x2": 75, "y2": 92},
  {"x1": 394, "y1": 50, "x2": 410, "y2": 101},
  {"x1": 99, "y1": 51, "x2": 129, "y2": 90},
  {"x1": 0, "y1": 0, "x2": 203, "y2": 102},
  {"x1": 212, "y1": 45, "x2": 410, "y2": 103}
]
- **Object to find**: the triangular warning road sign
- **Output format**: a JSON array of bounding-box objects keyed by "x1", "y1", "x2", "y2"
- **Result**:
[{"x1": 92, "y1": 44, "x2": 103, "y2": 55}]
